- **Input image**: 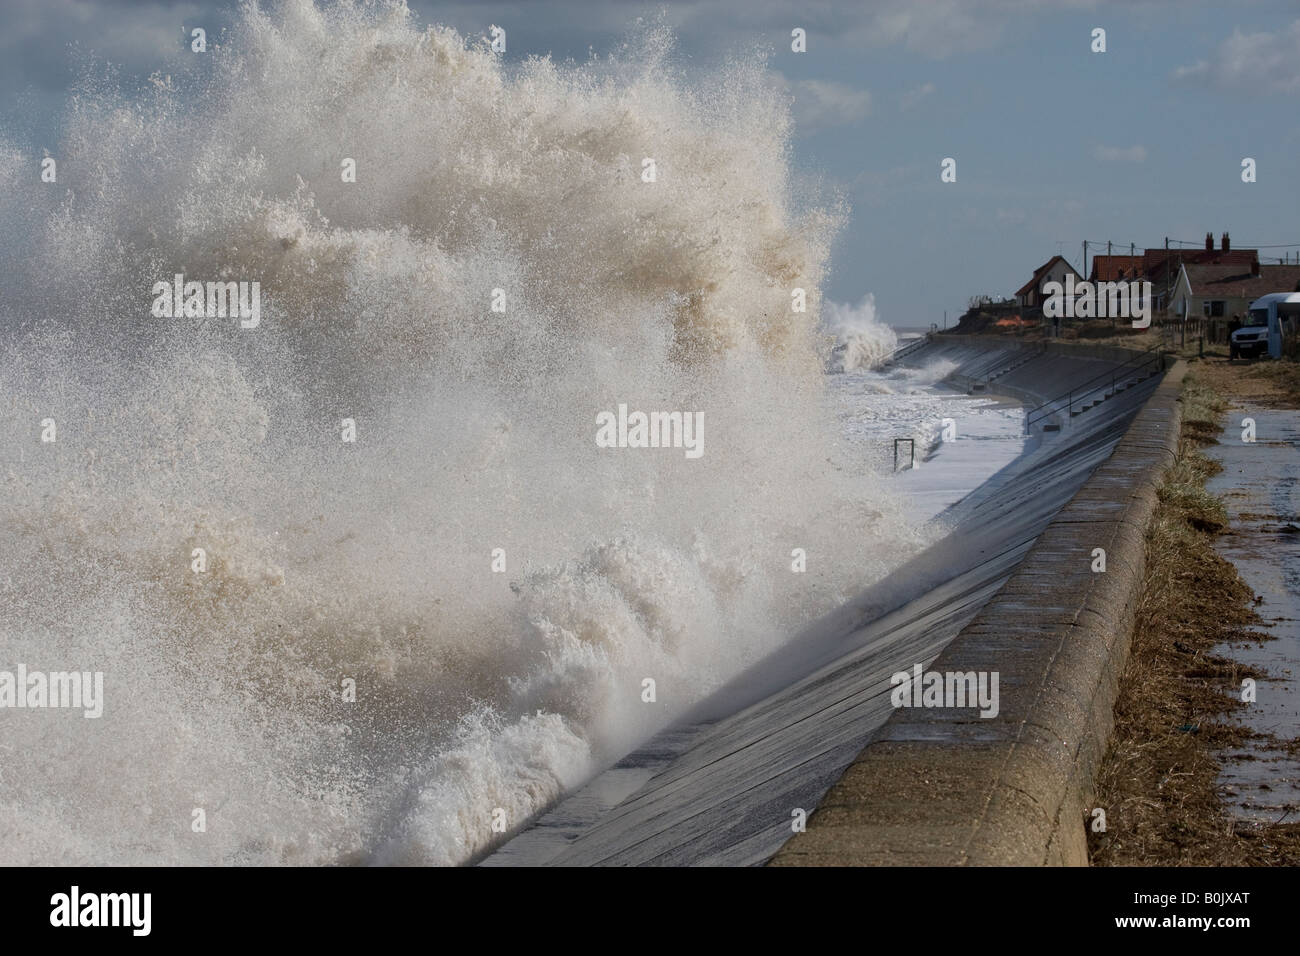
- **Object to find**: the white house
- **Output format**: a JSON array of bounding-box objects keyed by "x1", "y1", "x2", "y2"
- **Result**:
[{"x1": 1016, "y1": 255, "x2": 1082, "y2": 309}]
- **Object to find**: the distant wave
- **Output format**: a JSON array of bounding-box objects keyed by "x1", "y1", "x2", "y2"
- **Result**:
[{"x1": 824, "y1": 294, "x2": 898, "y2": 372}]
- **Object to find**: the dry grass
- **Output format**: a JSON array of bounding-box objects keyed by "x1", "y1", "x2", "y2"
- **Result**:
[
  {"x1": 1240, "y1": 361, "x2": 1300, "y2": 406},
  {"x1": 1089, "y1": 375, "x2": 1300, "y2": 864},
  {"x1": 1186, "y1": 354, "x2": 1300, "y2": 409}
]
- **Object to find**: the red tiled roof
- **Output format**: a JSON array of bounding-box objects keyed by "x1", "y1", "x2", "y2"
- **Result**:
[
  {"x1": 1185, "y1": 264, "x2": 1300, "y2": 300},
  {"x1": 1146, "y1": 251, "x2": 1256, "y2": 294},
  {"x1": 1089, "y1": 255, "x2": 1143, "y2": 282},
  {"x1": 1143, "y1": 248, "x2": 1257, "y2": 269},
  {"x1": 1144, "y1": 248, "x2": 1259, "y2": 282}
]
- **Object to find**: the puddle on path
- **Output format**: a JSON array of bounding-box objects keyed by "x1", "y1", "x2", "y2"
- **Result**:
[{"x1": 1206, "y1": 407, "x2": 1300, "y2": 823}]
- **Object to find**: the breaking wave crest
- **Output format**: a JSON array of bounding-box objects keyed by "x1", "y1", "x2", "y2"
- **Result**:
[
  {"x1": 0, "y1": 0, "x2": 924, "y2": 864},
  {"x1": 825, "y1": 294, "x2": 898, "y2": 372}
]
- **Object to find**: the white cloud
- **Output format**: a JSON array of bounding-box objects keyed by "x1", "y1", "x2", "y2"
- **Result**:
[
  {"x1": 866, "y1": 2, "x2": 1003, "y2": 57},
  {"x1": 1093, "y1": 144, "x2": 1147, "y2": 163},
  {"x1": 899, "y1": 82, "x2": 936, "y2": 110},
  {"x1": 623, "y1": 0, "x2": 1100, "y2": 60},
  {"x1": 849, "y1": 165, "x2": 916, "y2": 206},
  {"x1": 1173, "y1": 21, "x2": 1300, "y2": 94},
  {"x1": 830, "y1": 0, "x2": 1099, "y2": 59},
  {"x1": 772, "y1": 72, "x2": 871, "y2": 134}
]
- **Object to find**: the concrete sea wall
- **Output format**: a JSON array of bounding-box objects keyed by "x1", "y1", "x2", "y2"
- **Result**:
[
  {"x1": 485, "y1": 336, "x2": 1182, "y2": 867},
  {"x1": 773, "y1": 349, "x2": 1186, "y2": 866}
]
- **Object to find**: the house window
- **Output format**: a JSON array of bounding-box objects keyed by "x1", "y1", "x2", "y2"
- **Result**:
[
  {"x1": 1202, "y1": 300, "x2": 1211, "y2": 316},
  {"x1": 1209, "y1": 300, "x2": 1225, "y2": 317}
]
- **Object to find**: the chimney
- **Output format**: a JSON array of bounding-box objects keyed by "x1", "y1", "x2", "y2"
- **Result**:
[
  {"x1": 1206, "y1": 232, "x2": 1214, "y2": 251},
  {"x1": 1222, "y1": 232, "x2": 1230, "y2": 252}
]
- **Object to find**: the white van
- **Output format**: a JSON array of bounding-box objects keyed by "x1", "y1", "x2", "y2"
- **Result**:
[{"x1": 1232, "y1": 292, "x2": 1300, "y2": 360}]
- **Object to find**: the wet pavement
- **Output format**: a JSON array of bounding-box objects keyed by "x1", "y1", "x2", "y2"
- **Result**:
[
  {"x1": 1206, "y1": 407, "x2": 1300, "y2": 823},
  {"x1": 828, "y1": 360, "x2": 1028, "y2": 525}
]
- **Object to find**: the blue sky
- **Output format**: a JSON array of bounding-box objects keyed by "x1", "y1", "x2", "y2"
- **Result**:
[{"x1": 3, "y1": 0, "x2": 1298, "y2": 328}]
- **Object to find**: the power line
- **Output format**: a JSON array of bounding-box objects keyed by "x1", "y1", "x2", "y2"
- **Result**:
[
  {"x1": 1168, "y1": 237, "x2": 1300, "y2": 249},
  {"x1": 1080, "y1": 237, "x2": 1300, "y2": 275},
  {"x1": 1084, "y1": 237, "x2": 1300, "y2": 250},
  {"x1": 1080, "y1": 239, "x2": 1300, "y2": 271}
]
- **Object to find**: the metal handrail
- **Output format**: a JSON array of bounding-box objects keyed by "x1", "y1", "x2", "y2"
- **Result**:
[
  {"x1": 948, "y1": 341, "x2": 1047, "y2": 390},
  {"x1": 885, "y1": 335, "x2": 931, "y2": 363},
  {"x1": 980, "y1": 341, "x2": 1048, "y2": 382},
  {"x1": 1024, "y1": 345, "x2": 1166, "y2": 429}
]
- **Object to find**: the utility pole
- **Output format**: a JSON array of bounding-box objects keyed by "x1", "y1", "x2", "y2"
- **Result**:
[{"x1": 1108, "y1": 240, "x2": 1116, "y2": 326}]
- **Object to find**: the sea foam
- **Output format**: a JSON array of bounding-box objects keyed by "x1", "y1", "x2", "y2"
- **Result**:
[{"x1": 0, "y1": 0, "x2": 925, "y2": 865}]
